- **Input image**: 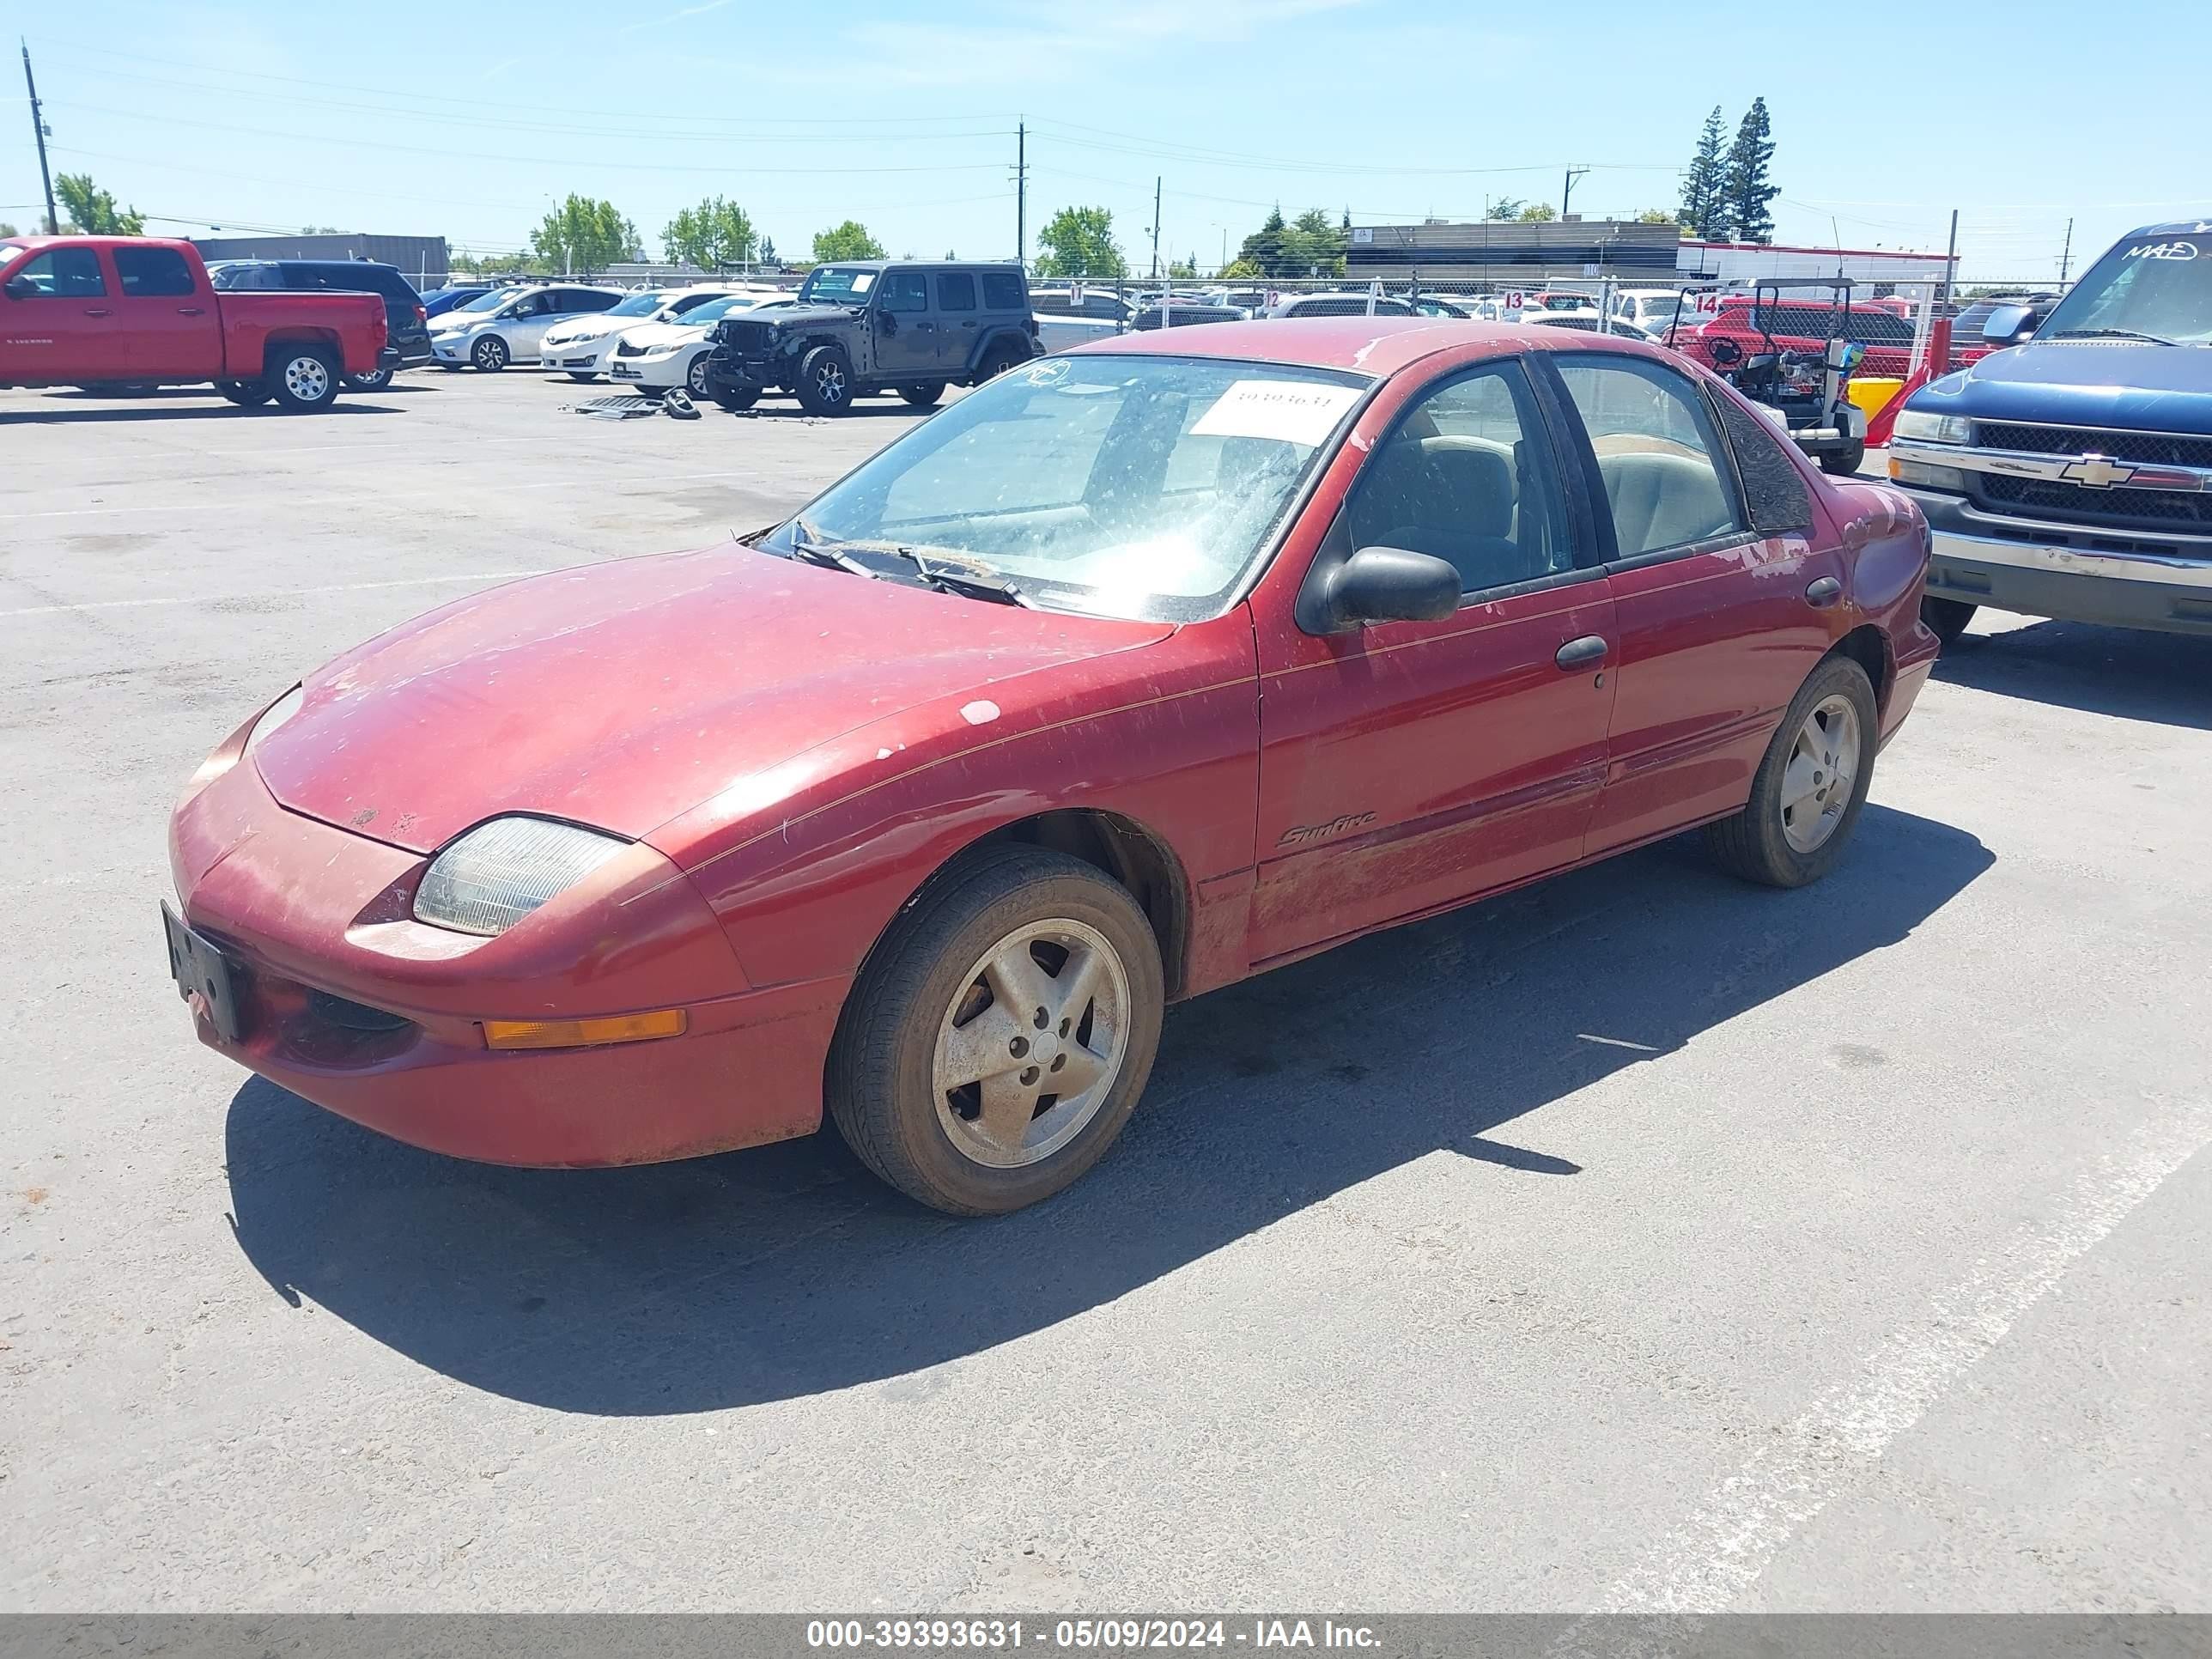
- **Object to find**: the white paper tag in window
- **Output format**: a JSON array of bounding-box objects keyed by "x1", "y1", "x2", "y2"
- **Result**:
[{"x1": 1191, "y1": 380, "x2": 1362, "y2": 447}]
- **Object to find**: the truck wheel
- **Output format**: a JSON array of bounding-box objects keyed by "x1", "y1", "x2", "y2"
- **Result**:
[
  {"x1": 343, "y1": 367, "x2": 394, "y2": 392},
  {"x1": 713, "y1": 386, "x2": 760, "y2": 412},
  {"x1": 1922, "y1": 597, "x2": 1977, "y2": 647},
  {"x1": 471, "y1": 335, "x2": 509, "y2": 372},
  {"x1": 900, "y1": 381, "x2": 946, "y2": 407},
  {"x1": 1819, "y1": 440, "x2": 1867, "y2": 476},
  {"x1": 217, "y1": 380, "x2": 272, "y2": 408},
  {"x1": 825, "y1": 845, "x2": 1164, "y2": 1216},
  {"x1": 795, "y1": 345, "x2": 853, "y2": 416},
  {"x1": 1705, "y1": 654, "x2": 1878, "y2": 890},
  {"x1": 267, "y1": 346, "x2": 340, "y2": 413},
  {"x1": 975, "y1": 345, "x2": 1027, "y2": 383}
]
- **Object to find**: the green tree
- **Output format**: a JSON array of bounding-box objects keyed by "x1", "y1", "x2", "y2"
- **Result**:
[
  {"x1": 0, "y1": 222, "x2": 16, "y2": 238},
  {"x1": 1280, "y1": 208, "x2": 1346, "y2": 276},
  {"x1": 812, "y1": 220, "x2": 887, "y2": 262},
  {"x1": 55, "y1": 173, "x2": 145, "y2": 236},
  {"x1": 1033, "y1": 206, "x2": 1127, "y2": 278},
  {"x1": 1486, "y1": 197, "x2": 1529, "y2": 221},
  {"x1": 1168, "y1": 255, "x2": 1197, "y2": 279},
  {"x1": 300, "y1": 223, "x2": 342, "y2": 234},
  {"x1": 661, "y1": 196, "x2": 757, "y2": 269},
  {"x1": 1634, "y1": 208, "x2": 1677, "y2": 225},
  {"x1": 1721, "y1": 98, "x2": 1778, "y2": 245},
  {"x1": 1680, "y1": 106, "x2": 1730, "y2": 240},
  {"x1": 1517, "y1": 203, "x2": 1558, "y2": 222},
  {"x1": 1219, "y1": 256, "x2": 1262, "y2": 279},
  {"x1": 531, "y1": 194, "x2": 642, "y2": 275}
]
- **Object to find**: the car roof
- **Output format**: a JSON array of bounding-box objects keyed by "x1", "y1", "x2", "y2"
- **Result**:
[{"x1": 1066, "y1": 314, "x2": 1658, "y2": 377}]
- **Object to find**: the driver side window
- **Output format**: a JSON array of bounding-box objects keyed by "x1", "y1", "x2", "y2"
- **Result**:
[
  {"x1": 880, "y1": 270, "x2": 927, "y2": 314},
  {"x1": 1344, "y1": 362, "x2": 1571, "y2": 595}
]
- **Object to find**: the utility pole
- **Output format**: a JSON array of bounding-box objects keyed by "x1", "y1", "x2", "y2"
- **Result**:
[
  {"x1": 2058, "y1": 216, "x2": 2075, "y2": 284},
  {"x1": 21, "y1": 40, "x2": 58, "y2": 235},
  {"x1": 1150, "y1": 175, "x2": 1163, "y2": 282},
  {"x1": 1014, "y1": 122, "x2": 1026, "y2": 270},
  {"x1": 1561, "y1": 166, "x2": 1590, "y2": 221}
]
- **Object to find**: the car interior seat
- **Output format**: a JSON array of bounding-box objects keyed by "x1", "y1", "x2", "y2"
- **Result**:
[{"x1": 1595, "y1": 451, "x2": 1734, "y2": 555}]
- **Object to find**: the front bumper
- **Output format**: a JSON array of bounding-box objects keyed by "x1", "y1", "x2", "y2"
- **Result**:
[
  {"x1": 607, "y1": 350, "x2": 693, "y2": 389},
  {"x1": 1898, "y1": 483, "x2": 2212, "y2": 635},
  {"x1": 540, "y1": 337, "x2": 616, "y2": 374},
  {"x1": 429, "y1": 335, "x2": 475, "y2": 363},
  {"x1": 166, "y1": 735, "x2": 842, "y2": 1166}
]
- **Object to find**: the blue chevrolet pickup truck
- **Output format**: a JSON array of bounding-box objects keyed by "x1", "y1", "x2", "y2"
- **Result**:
[{"x1": 1887, "y1": 220, "x2": 2212, "y2": 642}]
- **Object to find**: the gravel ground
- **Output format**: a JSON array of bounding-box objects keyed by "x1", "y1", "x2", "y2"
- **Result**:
[{"x1": 2, "y1": 371, "x2": 2207, "y2": 1613}]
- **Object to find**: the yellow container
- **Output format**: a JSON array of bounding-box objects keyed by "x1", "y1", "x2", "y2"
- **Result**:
[{"x1": 1848, "y1": 377, "x2": 1905, "y2": 420}]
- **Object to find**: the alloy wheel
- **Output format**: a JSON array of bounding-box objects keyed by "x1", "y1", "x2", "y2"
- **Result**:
[
  {"x1": 931, "y1": 918, "x2": 1130, "y2": 1169},
  {"x1": 1779, "y1": 694, "x2": 1860, "y2": 854}
]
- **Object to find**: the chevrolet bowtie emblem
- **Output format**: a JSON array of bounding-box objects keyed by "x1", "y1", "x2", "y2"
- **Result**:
[{"x1": 2063, "y1": 453, "x2": 2136, "y2": 489}]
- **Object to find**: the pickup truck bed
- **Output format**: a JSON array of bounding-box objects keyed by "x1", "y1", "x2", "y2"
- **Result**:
[{"x1": 0, "y1": 235, "x2": 386, "y2": 412}]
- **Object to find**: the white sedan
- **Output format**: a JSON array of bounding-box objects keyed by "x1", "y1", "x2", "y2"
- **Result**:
[
  {"x1": 428, "y1": 283, "x2": 628, "y2": 371},
  {"x1": 605, "y1": 293, "x2": 791, "y2": 397},
  {"x1": 539, "y1": 286, "x2": 781, "y2": 382}
]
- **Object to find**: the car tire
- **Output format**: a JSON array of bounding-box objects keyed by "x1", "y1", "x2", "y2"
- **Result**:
[
  {"x1": 826, "y1": 845, "x2": 1164, "y2": 1216},
  {"x1": 472, "y1": 335, "x2": 509, "y2": 372},
  {"x1": 566, "y1": 372, "x2": 599, "y2": 383},
  {"x1": 1922, "y1": 597, "x2": 1977, "y2": 647},
  {"x1": 266, "y1": 345, "x2": 340, "y2": 413},
  {"x1": 975, "y1": 344, "x2": 1027, "y2": 383},
  {"x1": 899, "y1": 381, "x2": 946, "y2": 407},
  {"x1": 713, "y1": 386, "x2": 761, "y2": 412},
  {"x1": 216, "y1": 380, "x2": 271, "y2": 408},
  {"x1": 1819, "y1": 440, "x2": 1867, "y2": 476},
  {"x1": 1705, "y1": 653, "x2": 1878, "y2": 890},
  {"x1": 683, "y1": 354, "x2": 715, "y2": 398},
  {"x1": 343, "y1": 367, "x2": 394, "y2": 392},
  {"x1": 794, "y1": 345, "x2": 854, "y2": 416}
]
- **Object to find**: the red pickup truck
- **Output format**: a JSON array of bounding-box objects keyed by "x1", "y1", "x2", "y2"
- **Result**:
[{"x1": 0, "y1": 235, "x2": 387, "y2": 411}]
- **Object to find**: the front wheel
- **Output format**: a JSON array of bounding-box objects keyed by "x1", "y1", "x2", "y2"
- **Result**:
[
  {"x1": 1705, "y1": 653, "x2": 1878, "y2": 889},
  {"x1": 684, "y1": 353, "x2": 714, "y2": 398},
  {"x1": 268, "y1": 346, "x2": 340, "y2": 413},
  {"x1": 343, "y1": 366, "x2": 394, "y2": 392},
  {"x1": 1819, "y1": 440, "x2": 1867, "y2": 476},
  {"x1": 1922, "y1": 596, "x2": 1977, "y2": 647},
  {"x1": 713, "y1": 385, "x2": 761, "y2": 412},
  {"x1": 471, "y1": 335, "x2": 509, "y2": 373},
  {"x1": 794, "y1": 345, "x2": 854, "y2": 416},
  {"x1": 827, "y1": 846, "x2": 1164, "y2": 1215},
  {"x1": 899, "y1": 381, "x2": 946, "y2": 407}
]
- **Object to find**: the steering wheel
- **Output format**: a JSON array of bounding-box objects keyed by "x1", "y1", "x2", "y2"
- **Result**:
[{"x1": 1707, "y1": 337, "x2": 1745, "y2": 368}]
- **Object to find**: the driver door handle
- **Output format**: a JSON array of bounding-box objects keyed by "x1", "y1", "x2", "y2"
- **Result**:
[
  {"x1": 1555, "y1": 635, "x2": 1609, "y2": 671},
  {"x1": 83, "y1": 307, "x2": 112, "y2": 318},
  {"x1": 1805, "y1": 575, "x2": 1843, "y2": 608},
  {"x1": 177, "y1": 306, "x2": 206, "y2": 316}
]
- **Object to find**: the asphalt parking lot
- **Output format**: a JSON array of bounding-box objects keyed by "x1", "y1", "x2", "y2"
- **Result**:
[{"x1": 3, "y1": 370, "x2": 2209, "y2": 1613}]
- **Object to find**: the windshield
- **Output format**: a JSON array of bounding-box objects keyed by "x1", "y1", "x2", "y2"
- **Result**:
[
  {"x1": 1635, "y1": 295, "x2": 1681, "y2": 322},
  {"x1": 771, "y1": 355, "x2": 1369, "y2": 623},
  {"x1": 458, "y1": 288, "x2": 514, "y2": 313},
  {"x1": 605, "y1": 290, "x2": 670, "y2": 318},
  {"x1": 678, "y1": 295, "x2": 755, "y2": 325},
  {"x1": 798, "y1": 266, "x2": 878, "y2": 305},
  {"x1": 2039, "y1": 234, "x2": 2212, "y2": 344}
]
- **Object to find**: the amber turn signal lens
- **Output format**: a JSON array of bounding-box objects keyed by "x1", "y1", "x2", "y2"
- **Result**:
[{"x1": 482, "y1": 1009, "x2": 688, "y2": 1050}]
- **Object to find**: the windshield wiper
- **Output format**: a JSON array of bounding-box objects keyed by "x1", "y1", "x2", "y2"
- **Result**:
[
  {"x1": 2050, "y1": 326, "x2": 2181, "y2": 346},
  {"x1": 787, "y1": 521, "x2": 881, "y2": 579},
  {"x1": 896, "y1": 550, "x2": 1036, "y2": 607}
]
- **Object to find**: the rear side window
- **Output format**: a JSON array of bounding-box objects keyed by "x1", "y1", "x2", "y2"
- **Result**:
[
  {"x1": 569, "y1": 290, "x2": 621, "y2": 313},
  {"x1": 7, "y1": 246, "x2": 106, "y2": 298},
  {"x1": 980, "y1": 271, "x2": 1024, "y2": 310},
  {"x1": 1553, "y1": 356, "x2": 1747, "y2": 557},
  {"x1": 114, "y1": 246, "x2": 197, "y2": 297},
  {"x1": 937, "y1": 272, "x2": 977, "y2": 311}
]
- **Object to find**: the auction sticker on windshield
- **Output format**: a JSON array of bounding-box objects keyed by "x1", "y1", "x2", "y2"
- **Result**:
[{"x1": 1192, "y1": 379, "x2": 1364, "y2": 446}]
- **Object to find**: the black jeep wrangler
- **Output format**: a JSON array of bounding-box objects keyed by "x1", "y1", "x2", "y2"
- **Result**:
[{"x1": 702, "y1": 261, "x2": 1039, "y2": 416}]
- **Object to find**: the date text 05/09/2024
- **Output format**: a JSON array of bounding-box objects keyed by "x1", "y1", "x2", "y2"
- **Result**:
[{"x1": 805, "y1": 1619, "x2": 1383, "y2": 1650}]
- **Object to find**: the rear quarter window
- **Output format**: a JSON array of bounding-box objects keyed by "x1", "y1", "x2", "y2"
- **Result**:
[{"x1": 980, "y1": 271, "x2": 1025, "y2": 311}]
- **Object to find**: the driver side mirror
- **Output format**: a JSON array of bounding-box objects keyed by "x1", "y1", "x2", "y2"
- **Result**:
[
  {"x1": 1981, "y1": 304, "x2": 2033, "y2": 345},
  {"x1": 1317, "y1": 547, "x2": 1462, "y2": 629},
  {"x1": 3, "y1": 276, "x2": 35, "y2": 301}
]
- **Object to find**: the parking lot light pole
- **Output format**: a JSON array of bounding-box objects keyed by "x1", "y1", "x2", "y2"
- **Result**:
[{"x1": 21, "y1": 40, "x2": 58, "y2": 236}]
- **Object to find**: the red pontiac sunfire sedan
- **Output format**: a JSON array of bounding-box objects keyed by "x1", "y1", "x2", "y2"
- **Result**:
[{"x1": 167, "y1": 319, "x2": 1939, "y2": 1215}]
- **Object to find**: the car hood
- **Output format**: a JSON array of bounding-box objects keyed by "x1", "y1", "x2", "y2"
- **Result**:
[
  {"x1": 735, "y1": 302, "x2": 857, "y2": 331},
  {"x1": 617, "y1": 319, "x2": 714, "y2": 349},
  {"x1": 1911, "y1": 340, "x2": 2212, "y2": 432},
  {"x1": 251, "y1": 548, "x2": 1175, "y2": 854},
  {"x1": 543, "y1": 316, "x2": 623, "y2": 342}
]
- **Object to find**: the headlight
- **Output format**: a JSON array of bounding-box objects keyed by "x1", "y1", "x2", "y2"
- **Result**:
[
  {"x1": 1893, "y1": 410, "x2": 1972, "y2": 445},
  {"x1": 414, "y1": 817, "x2": 627, "y2": 936},
  {"x1": 245, "y1": 685, "x2": 304, "y2": 753}
]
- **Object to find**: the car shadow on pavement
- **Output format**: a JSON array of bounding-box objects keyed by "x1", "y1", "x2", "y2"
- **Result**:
[
  {"x1": 1935, "y1": 620, "x2": 2212, "y2": 730},
  {"x1": 0, "y1": 403, "x2": 403, "y2": 426},
  {"x1": 222, "y1": 804, "x2": 1992, "y2": 1416}
]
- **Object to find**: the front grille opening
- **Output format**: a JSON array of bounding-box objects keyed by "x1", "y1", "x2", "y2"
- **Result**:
[
  {"x1": 308, "y1": 989, "x2": 411, "y2": 1035},
  {"x1": 1979, "y1": 473, "x2": 2212, "y2": 529}
]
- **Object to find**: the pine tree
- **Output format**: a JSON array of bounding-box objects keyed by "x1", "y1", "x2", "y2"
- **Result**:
[
  {"x1": 1679, "y1": 106, "x2": 1729, "y2": 240},
  {"x1": 1721, "y1": 98, "x2": 1779, "y2": 246}
]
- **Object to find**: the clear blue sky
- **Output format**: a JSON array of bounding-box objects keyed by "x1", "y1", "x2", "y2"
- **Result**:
[{"x1": 5, "y1": 0, "x2": 2207, "y2": 282}]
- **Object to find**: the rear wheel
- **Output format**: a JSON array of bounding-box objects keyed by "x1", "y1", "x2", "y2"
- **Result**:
[
  {"x1": 216, "y1": 380, "x2": 271, "y2": 408},
  {"x1": 899, "y1": 381, "x2": 946, "y2": 407},
  {"x1": 1922, "y1": 596, "x2": 1977, "y2": 647},
  {"x1": 827, "y1": 846, "x2": 1164, "y2": 1215},
  {"x1": 1705, "y1": 654, "x2": 1877, "y2": 889},
  {"x1": 471, "y1": 335, "x2": 509, "y2": 373},
  {"x1": 794, "y1": 345, "x2": 854, "y2": 416},
  {"x1": 975, "y1": 344, "x2": 1027, "y2": 383},
  {"x1": 343, "y1": 366, "x2": 394, "y2": 392},
  {"x1": 267, "y1": 346, "x2": 339, "y2": 413}
]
